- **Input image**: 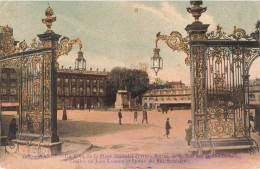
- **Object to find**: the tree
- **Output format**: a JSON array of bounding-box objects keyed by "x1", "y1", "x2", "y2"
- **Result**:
[
  {"x1": 126, "y1": 69, "x2": 150, "y2": 98},
  {"x1": 152, "y1": 77, "x2": 164, "y2": 88},
  {"x1": 106, "y1": 67, "x2": 150, "y2": 106}
]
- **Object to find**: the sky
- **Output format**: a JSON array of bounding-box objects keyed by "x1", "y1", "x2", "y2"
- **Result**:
[{"x1": 0, "y1": 1, "x2": 259, "y2": 85}]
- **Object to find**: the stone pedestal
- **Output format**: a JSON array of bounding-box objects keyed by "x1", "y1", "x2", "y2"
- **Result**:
[
  {"x1": 12, "y1": 139, "x2": 62, "y2": 156},
  {"x1": 115, "y1": 90, "x2": 128, "y2": 109}
]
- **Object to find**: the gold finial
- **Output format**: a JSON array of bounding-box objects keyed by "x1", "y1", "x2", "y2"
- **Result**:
[
  {"x1": 42, "y1": 4, "x2": 56, "y2": 32},
  {"x1": 187, "y1": 0, "x2": 207, "y2": 22}
]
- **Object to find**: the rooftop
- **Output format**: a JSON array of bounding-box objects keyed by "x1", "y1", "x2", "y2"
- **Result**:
[{"x1": 57, "y1": 67, "x2": 107, "y2": 76}]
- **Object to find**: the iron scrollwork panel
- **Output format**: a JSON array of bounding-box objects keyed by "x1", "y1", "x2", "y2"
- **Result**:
[
  {"x1": 21, "y1": 54, "x2": 43, "y2": 134},
  {"x1": 193, "y1": 46, "x2": 248, "y2": 140},
  {"x1": 43, "y1": 52, "x2": 52, "y2": 136}
]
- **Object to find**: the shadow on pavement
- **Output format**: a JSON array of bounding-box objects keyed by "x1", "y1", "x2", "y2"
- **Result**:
[{"x1": 58, "y1": 120, "x2": 149, "y2": 138}]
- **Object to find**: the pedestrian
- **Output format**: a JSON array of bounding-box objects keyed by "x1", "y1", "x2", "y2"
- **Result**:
[
  {"x1": 185, "y1": 120, "x2": 192, "y2": 146},
  {"x1": 165, "y1": 107, "x2": 168, "y2": 114},
  {"x1": 142, "y1": 109, "x2": 148, "y2": 124},
  {"x1": 8, "y1": 118, "x2": 17, "y2": 140},
  {"x1": 249, "y1": 113, "x2": 256, "y2": 132},
  {"x1": 63, "y1": 106, "x2": 67, "y2": 120},
  {"x1": 134, "y1": 111, "x2": 138, "y2": 122},
  {"x1": 165, "y1": 118, "x2": 171, "y2": 138},
  {"x1": 91, "y1": 105, "x2": 94, "y2": 110},
  {"x1": 118, "y1": 109, "x2": 122, "y2": 125}
]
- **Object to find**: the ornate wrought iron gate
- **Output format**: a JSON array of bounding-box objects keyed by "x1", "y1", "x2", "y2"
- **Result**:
[
  {"x1": 0, "y1": 46, "x2": 58, "y2": 141},
  {"x1": 190, "y1": 40, "x2": 259, "y2": 147},
  {"x1": 153, "y1": 1, "x2": 260, "y2": 150},
  {"x1": 0, "y1": 6, "x2": 83, "y2": 151}
]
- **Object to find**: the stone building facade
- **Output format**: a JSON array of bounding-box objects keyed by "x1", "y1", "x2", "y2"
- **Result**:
[
  {"x1": 142, "y1": 81, "x2": 191, "y2": 110},
  {"x1": 0, "y1": 67, "x2": 19, "y2": 110},
  {"x1": 57, "y1": 68, "x2": 107, "y2": 110}
]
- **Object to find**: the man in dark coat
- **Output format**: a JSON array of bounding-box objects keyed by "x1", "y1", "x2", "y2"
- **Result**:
[
  {"x1": 118, "y1": 109, "x2": 122, "y2": 125},
  {"x1": 8, "y1": 118, "x2": 18, "y2": 140},
  {"x1": 165, "y1": 118, "x2": 171, "y2": 138},
  {"x1": 185, "y1": 120, "x2": 192, "y2": 146},
  {"x1": 142, "y1": 109, "x2": 148, "y2": 124},
  {"x1": 134, "y1": 111, "x2": 138, "y2": 122}
]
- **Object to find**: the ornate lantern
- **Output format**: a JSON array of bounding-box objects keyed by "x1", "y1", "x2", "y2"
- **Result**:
[
  {"x1": 151, "y1": 47, "x2": 163, "y2": 75},
  {"x1": 75, "y1": 50, "x2": 86, "y2": 71}
]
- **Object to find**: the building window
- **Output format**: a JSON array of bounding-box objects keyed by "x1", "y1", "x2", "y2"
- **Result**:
[
  {"x1": 72, "y1": 79, "x2": 76, "y2": 84},
  {"x1": 65, "y1": 86, "x2": 69, "y2": 95},
  {"x1": 10, "y1": 73, "x2": 17, "y2": 80},
  {"x1": 87, "y1": 80, "x2": 90, "y2": 85},
  {"x1": 65, "y1": 79, "x2": 68, "y2": 84},
  {"x1": 93, "y1": 87, "x2": 97, "y2": 95},
  {"x1": 100, "y1": 80, "x2": 104, "y2": 86},
  {"x1": 2, "y1": 73, "x2": 7, "y2": 79},
  {"x1": 80, "y1": 79, "x2": 83, "y2": 83},
  {"x1": 57, "y1": 99, "x2": 62, "y2": 109},
  {"x1": 249, "y1": 94, "x2": 255, "y2": 98},
  {"x1": 99, "y1": 87, "x2": 104, "y2": 96},
  {"x1": 174, "y1": 98, "x2": 177, "y2": 101},
  {"x1": 79, "y1": 86, "x2": 83, "y2": 96},
  {"x1": 188, "y1": 97, "x2": 191, "y2": 100},
  {"x1": 10, "y1": 89, "x2": 16, "y2": 94},
  {"x1": 93, "y1": 80, "x2": 97, "y2": 86},
  {"x1": 65, "y1": 99, "x2": 69, "y2": 109},
  {"x1": 87, "y1": 87, "x2": 90, "y2": 96},
  {"x1": 1, "y1": 87, "x2": 6, "y2": 94},
  {"x1": 9, "y1": 97, "x2": 16, "y2": 102},
  {"x1": 1, "y1": 83, "x2": 6, "y2": 94},
  {"x1": 57, "y1": 86, "x2": 61, "y2": 95},
  {"x1": 10, "y1": 88, "x2": 16, "y2": 95},
  {"x1": 72, "y1": 86, "x2": 76, "y2": 95},
  {"x1": 57, "y1": 78, "x2": 60, "y2": 84},
  {"x1": 180, "y1": 98, "x2": 184, "y2": 101}
]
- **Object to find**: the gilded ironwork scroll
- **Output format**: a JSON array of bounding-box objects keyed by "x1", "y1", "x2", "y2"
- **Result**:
[{"x1": 155, "y1": 31, "x2": 190, "y2": 66}]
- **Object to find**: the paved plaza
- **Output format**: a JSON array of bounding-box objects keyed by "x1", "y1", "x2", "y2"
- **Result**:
[{"x1": 0, "y1": 109, "x2": 260, "y2": 169}]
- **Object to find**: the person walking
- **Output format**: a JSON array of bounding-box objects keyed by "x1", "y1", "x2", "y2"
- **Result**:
[
  {"x1": 249, "y1": 113, "x2": 256, "y2": 132},
  {"x1": 8, "y1": 118, "x2": 18, "y2": 140},
  {"x1": 142, "y1": 109, "x2": 148, "y2": 124},
  {"x1": 165, "y1": 118, "x2": 171, "y2": 138},
  {"x1": 185, "y1": 120, "x2": 192, "y2": 146},
  {"x1": 134, "y1": 111, "x2": 138, "y2": 122},
  {"x1": 118, "y1": 109, "x2": 122, "y2": 125}
]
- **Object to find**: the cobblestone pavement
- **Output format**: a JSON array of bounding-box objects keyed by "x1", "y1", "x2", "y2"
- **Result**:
[{"x1": 0, "y1": 110, "x2": 260, "y2": 169}]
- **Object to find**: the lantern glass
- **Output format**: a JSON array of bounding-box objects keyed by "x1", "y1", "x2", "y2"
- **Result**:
[{"x1": 151, "y1": 47, "x2": 163, "y2": 75}]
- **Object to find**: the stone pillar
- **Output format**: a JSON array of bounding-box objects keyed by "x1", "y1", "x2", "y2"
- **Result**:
[
  {"x1": 185, "y1": 22, "x2": 209, "y2": 146},
  {"x1": 185, "y1": 1, "x2": 209, "y2": 148}
]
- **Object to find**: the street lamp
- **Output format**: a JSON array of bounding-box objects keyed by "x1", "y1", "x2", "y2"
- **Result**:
[{"x1": 151, "y1": 47, "x2": 163, "y2": 76}]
